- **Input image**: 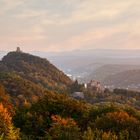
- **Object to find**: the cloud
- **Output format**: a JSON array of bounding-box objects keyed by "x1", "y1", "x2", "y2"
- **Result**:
[{"x1": 0, "y1": 0, "x2": 140, "y2": 52}]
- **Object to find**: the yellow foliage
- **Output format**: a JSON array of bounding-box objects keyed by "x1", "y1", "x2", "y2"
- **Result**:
[
  {"x1": 102, "y1": 131, "x2": 118, "y2": 140},
  {"x1": 106, "y1": 111, "x2": 138, "y2": 123}
]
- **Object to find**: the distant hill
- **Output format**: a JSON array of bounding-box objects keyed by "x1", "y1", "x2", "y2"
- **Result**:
[
  {"x1": 103, "y1": 69, "x2": 140, "y2": 89},
  {"x1": 0, "y1": 51, "x2": 72, "y2": 105},
  {"x1": 87, "y1": 64, "x2": 140, "y2": 82},
  {"x1": 41, "y1": 49, "x2": 140, "y2": 79}
]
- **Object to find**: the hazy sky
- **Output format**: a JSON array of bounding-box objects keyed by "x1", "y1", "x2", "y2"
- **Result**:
[{"x1": 0, "y1": 0, "x2": 140, "y2": 52}]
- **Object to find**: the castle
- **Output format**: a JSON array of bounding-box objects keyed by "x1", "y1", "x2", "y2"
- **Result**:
[{"x1": 86, "y1": 80, "x2": 103, "y2": 92}]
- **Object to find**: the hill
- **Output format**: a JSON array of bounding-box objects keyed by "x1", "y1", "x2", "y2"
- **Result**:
[
  {"x1": 2, "y1": 49, "x2": 140, "y2": 81},
  {"x1": 103, "y1": 69, "x2": 140, "y2": 89},
  {"x1": 0, "y1": 51, "x2": 72, "y2": 105},
  {"x1": 86, "y1": 64, "x2": 140, "y2": 82},
  {"x1": 0, "y1": 51, "x2": 140, "y2": 139}
]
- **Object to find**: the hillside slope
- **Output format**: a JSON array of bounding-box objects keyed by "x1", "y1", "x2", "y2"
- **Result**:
[
  {"x1": 87, "y1": 64, "x2": 140, "y2": 82},
  {"x1": 0, "y1": 51, "x2": 72, "y2": 105},
  {"x1": 103, "y1": 69, "x2": 140, "y2": 89}
]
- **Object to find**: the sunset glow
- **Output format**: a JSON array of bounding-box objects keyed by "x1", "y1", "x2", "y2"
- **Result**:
[{"x1": 0, "y1": 0, "x2": 140, "y2": 52}]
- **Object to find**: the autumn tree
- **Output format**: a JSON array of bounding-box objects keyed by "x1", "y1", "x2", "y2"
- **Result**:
[
  {"x1": 46, "y1": 115, "x2": 81, "y2": 140},
  {"x1": 94, "y1": 111, "x2": 140, "y2": 139},
  {"x1": 0, "y1": 103, "x2": 19, "y2": 140}
]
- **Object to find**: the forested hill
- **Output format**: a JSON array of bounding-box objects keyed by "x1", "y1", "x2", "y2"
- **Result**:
[
  {"x1": 0, "y1": 51, "x2": 140, "y2": 139},
  {"x1": 0, "y1": 51, "x2": 72, "y2": 105}
]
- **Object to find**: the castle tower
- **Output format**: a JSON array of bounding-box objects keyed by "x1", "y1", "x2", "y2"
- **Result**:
[{"x1": 16, "y1": 47, "x2": 22, "y2": 53}]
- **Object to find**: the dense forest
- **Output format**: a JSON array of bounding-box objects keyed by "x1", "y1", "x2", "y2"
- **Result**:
[{"x1": 0, "y1": 51, "x2": 140, "y2": 139}]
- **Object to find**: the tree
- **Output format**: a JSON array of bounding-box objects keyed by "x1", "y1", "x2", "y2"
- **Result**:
[
  {"x1": 82, "y1": 127, "x2": 94, "y2": 140},
  {"x1": 70, "y1": 80, "x2": 84, "y2": 93},
  {"x1": 0, "y1": 103, "x2": 19, "y2": 140},
  {"x1": 94, "y1": 111, "x2": 140, "y2": 139},
  {"x1": 46, "y1": 115, "x2": 81, "y2": 140}
]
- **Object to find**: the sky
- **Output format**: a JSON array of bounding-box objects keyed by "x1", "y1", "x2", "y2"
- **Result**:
[{"x1": 0, "y1": 0, "x2": 140, "y2": 52}]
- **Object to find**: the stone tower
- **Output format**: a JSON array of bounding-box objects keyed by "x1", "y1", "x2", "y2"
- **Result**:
[{"x1": 16, "y1": 47, "x2": 21, "y2": 53}]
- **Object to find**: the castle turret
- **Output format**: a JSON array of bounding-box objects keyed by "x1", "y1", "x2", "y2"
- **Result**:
[{"x1": 16, "y1": 47, "x2": 22, "y2": 53}]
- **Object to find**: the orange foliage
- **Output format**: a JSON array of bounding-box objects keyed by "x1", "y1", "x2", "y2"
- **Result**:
[
  {"x1": 0, "y1": 103, "x2": 12, "y2": 134},
  {"x1": 51, "y1": 115, "x2": 77, "y2": 126},
  {"x1": 106, "y1": 111, "x2": 138, "y2": 123},
  {"x1": 0, "y1": 103, "x2": 12, "y2": 125}
]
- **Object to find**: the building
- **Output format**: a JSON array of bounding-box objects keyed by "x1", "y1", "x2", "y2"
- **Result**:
[
  {"x1": 16, "y1": 47, "x2": 22, "y2": 53},
  {"x1": 87, "y1": 80, "x2": 103, "y2": 92},
  {"x1": 71, "y1": 92, "x2": 84, "y2": 99}
]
